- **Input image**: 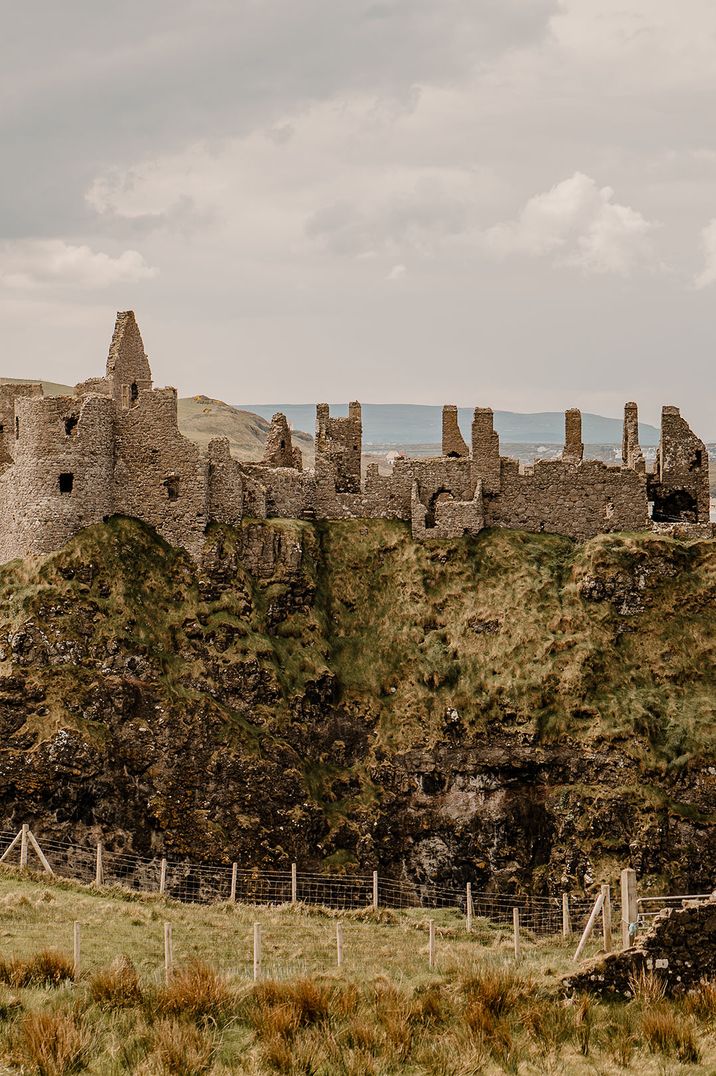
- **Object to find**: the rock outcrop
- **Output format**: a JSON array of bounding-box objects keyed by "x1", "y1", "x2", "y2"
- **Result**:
[{"x1": 0, "y1": 516, "x2": 713, "y2": 893}]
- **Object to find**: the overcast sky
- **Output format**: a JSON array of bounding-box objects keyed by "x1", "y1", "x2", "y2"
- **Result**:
[{"x1": 2, "y1": 1, "x2": 716, "y2": 433}]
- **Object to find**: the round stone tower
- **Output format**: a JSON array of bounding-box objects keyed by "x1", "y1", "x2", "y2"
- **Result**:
[{"x1": 9, "y1": 393, "x2": 115, "y2": 557}]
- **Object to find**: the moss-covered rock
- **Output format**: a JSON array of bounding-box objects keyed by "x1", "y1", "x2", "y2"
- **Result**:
[{"x1": 0, "y1": 516, "x2": 713, "y2": 894}]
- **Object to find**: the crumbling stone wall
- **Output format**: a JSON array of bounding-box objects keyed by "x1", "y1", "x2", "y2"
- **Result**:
[
  {"x1": 0, "y1": 384, "x2": 43, "y2": 468},
  {"x1": 563, "y1": 895, "x2": 716, "y2": 997},
  {"x1": 485, "y1": 458, "x2": 648, "y2": 539},
  {"x1": 207, "y1": 438, "x2": 243, "y2": 527},
  {"x1": 262, "y1": 413, "x2": 302, "y2": 470},
  {"x1": 0, "y1": 311, "x2": 710, "y2": 563},
  {"x1": 562, "y1": 408, "x2": 584, "y2": 463},
  {"x1": 0, "y1": 393, "x2": 115, "y2": 562},
  {"x1": 648, "y1": 405, "x2": 710, "y2": 524},
  {"x1": 471, "y1": 408, "x2": 501, "y2": 494},
  {"x1": 442, "y1": 405, "x2": 469, "y2": 457},
  {"x1": 113, "y1": 388, "x2": 207, "y2": 558},
  {"x1": 105, "y1": 311, "x2": 153, "y2": 410},
  {"x1": 315, "y1": 402, "x2": 362, "y2": 493},
  {"x1": 622, "y1": 401, "x2": 645, "y2": 473}
]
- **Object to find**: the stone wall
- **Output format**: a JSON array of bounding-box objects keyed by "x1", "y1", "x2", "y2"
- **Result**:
[
  {"x1": 441, "y1": 404, "x2": 469, "y2": 457},
  {"x1": 0, "y1": 393, "x2": 115, "y2": 561},
  {"x1": 315, "y1": 401, "x2": 362, "y2": 493},
  {"x1": 112, "y1": 387, "x2": 207, "y2": 557},
  {"x1": 485, "y1": 458, "x2": 649, "y2": 539},
  {"x1": 564, "y1": 895, "x2": 716, "y2": 997},
  {"x1": 0, "y1": 311, "x2": 710, "y2": 564},
  {"x1": 649, "y1": 405, "x2": 710, "y2": 524}
]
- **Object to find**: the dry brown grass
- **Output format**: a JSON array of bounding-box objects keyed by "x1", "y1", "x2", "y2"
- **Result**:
[
  {"x1": 9, "y1": 1010, "x2": 90, "y2": 1076},
  {"x1": 640, "y1": 1004, "x2": 700, "y2": 1064},
  {"x1": 89, "y1": 954, "x2": 143, "y2": 1009},
  {"x1": 628, "y1": 966, "x2": 667, "y2": 1003},
  {"x1": 683, "y1": 979, "x2": 716, "y2": 1022},
  {"x1": 143, "y1": 1017, "x2": 214, "y2": 1075},
  {"x1": 156, "y1": 960, "x2": 235, "y2": 1026},
  {"x1": 0, "y1": 949, "x2": 74, "y2": 988}
]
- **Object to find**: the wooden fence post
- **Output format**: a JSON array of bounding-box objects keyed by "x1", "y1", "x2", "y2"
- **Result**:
[
  {"x1": 372, "y1": 871, "x2": 379, "y2": 910},
  {"x1": 291, "y1": 862, "x2": 297, "y2": 905},
  {"x1": 466, "y1": 883, "x2": 473, "y2": 933},
  {"x1": 601, "y1": 884, "x2": 612, "y2": 952},
  {"x1": 159, "y1": 858, "x2": 167, "y2": 896},
  {"x1": 573, "y1": 890, "x2": 605, "y2": 962},
  {"x1": 620, "y1": 868, "x2": 638, "y2": 950},
  {"x1": 19, "y1": 824, "x2": 28, "y2": 870},
  {"x1": 230, "y1": 863, "x2": 238, "y2": 903},
  {"x1": 562, "y1": 893, "x2": 571, "y2": 937},
  {"x1": 513, "y1": 907, "x2": 521, "y2": 961},
  {"x1": 164, "y1": 922, "x2": 173, "y2": 983},
  {"x1": 27, "y1": 831, "x2": 53, "y2": 874},
  {"x1": 73, "y1": 922, "x2": 81, "y2": 979},
  {"x1": 336, "y1": 922, "x2": 343, "y2": 967},
  {"x1": 0, "y1": 830, "x2": 22, "y2": 864},
  {"x1": 428, "y1": 919, "x2": 435, "y2": 968},
  {"x1": 253, "y1": 922, "x2": 262, "y2": 981},
  {"x1": 95, "y1": 843, "x2": 104, "y2": 887}
]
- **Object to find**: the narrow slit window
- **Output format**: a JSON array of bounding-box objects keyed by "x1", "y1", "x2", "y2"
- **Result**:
[
  {"x1": 59, "y1": 473, "x2": 74, "y2": 494},
  {"x1": 130, "y1": 382, "x2": 139, "y2": 403},
  {"x1": 164, "y1": 476, "x2": 179, "y2": 502},
  {"x1": 15, "y1": 417, "x2": 19, "y2": 440}
]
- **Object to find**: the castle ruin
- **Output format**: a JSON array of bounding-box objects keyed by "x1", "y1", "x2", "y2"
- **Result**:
[{"x1": 0, "y1": 311, "x2": 710, "y2": 563}]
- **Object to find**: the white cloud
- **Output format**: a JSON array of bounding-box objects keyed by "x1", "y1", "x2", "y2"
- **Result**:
[
  {"x1": 484, "y1": 172, "x2": 658, "y2": 275},
  {"x1": 0, "y1": 240, "x2": 158, "y2": 290},
  {"x1": 694, "y1": 219, "x2": 716, "y2": 289},
  {"x1": 386, "y1": 263, "x2": 407, "y2": 280}
]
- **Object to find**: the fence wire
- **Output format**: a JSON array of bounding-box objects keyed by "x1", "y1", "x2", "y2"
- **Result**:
[{"x1": 0, "y1": 826, "x2": 617, "y2": 936}]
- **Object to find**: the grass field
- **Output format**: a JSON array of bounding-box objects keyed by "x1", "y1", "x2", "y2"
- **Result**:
[{"x1": 0, "y1": 867, "x2": 713, "y2": 1074}]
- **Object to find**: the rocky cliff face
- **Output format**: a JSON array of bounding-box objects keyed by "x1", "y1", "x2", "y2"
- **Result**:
[{"x1": 0, "y1": 516, "x2": 713, "y2": 895}]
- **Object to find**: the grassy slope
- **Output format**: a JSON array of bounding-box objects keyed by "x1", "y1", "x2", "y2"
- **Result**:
[
  {"x1": 318, "y1": 522, "x2": 716, "y2": 758},
  {"x1": 0, "y1": 867, "x2": 714, "y2": 1074}
]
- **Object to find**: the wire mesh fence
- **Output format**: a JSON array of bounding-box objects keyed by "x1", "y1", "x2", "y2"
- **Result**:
[{"x1": 0, "y1": 826, "x2": 612, "y2": 937}]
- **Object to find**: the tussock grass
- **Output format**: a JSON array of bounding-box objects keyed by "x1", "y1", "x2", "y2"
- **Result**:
[
  {"x1": 156, "y1": 961, "x2": 235, "y2": 1026},
  {"x1": 0, "y1": 949, "x2": 74, "y2": 988},
  {"x1": 8, "y1": 1010, "x2": 90, "y2": 1076},
  {"x1": 89, "y1": 955, "x2": 143, "y2": 1009}
]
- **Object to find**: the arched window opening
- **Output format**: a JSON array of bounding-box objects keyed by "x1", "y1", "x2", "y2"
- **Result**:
[
  {"x1": 64, "y1": 416, "x2": 78, "y2": 437},
  {"x1": 164, "y1": 475, "x2": 179, "y2": 502}
]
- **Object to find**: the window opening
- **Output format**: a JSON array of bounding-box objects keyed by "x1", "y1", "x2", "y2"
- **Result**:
[
  {"x1": 64, "y1": 416, "x2": 78, "y2": 437},
  {"x1": 130, "y1": 382, "x2": 139, "y2": 403},
  {"x1": 15, "y1": 417, "x2": 19, "y2": 440},
  {"x1": 164, "y1": 476, "x2": 179, "y2": 502},
  {"x1": 59, "y1": 473, "x2": 74, "y2": 494}
]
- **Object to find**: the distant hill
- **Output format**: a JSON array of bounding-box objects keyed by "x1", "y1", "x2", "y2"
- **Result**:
[
  {"x1": 177, "y1": 396, "x2": 314, "y2": 465},
  {"x1": 0, "y1": 376, "x2": 74, "y2": 396},
  {"x1": 240, "y1": 403, "x2": 661, "y2": 447}
]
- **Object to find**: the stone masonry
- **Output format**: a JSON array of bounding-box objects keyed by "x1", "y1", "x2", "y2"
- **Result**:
[
  {"x1": 0, "y1": 311, "x2": 710, "y2": 563},
  {"x1": 563, "y1": 894, "x2": 716, "y2": 997}
]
